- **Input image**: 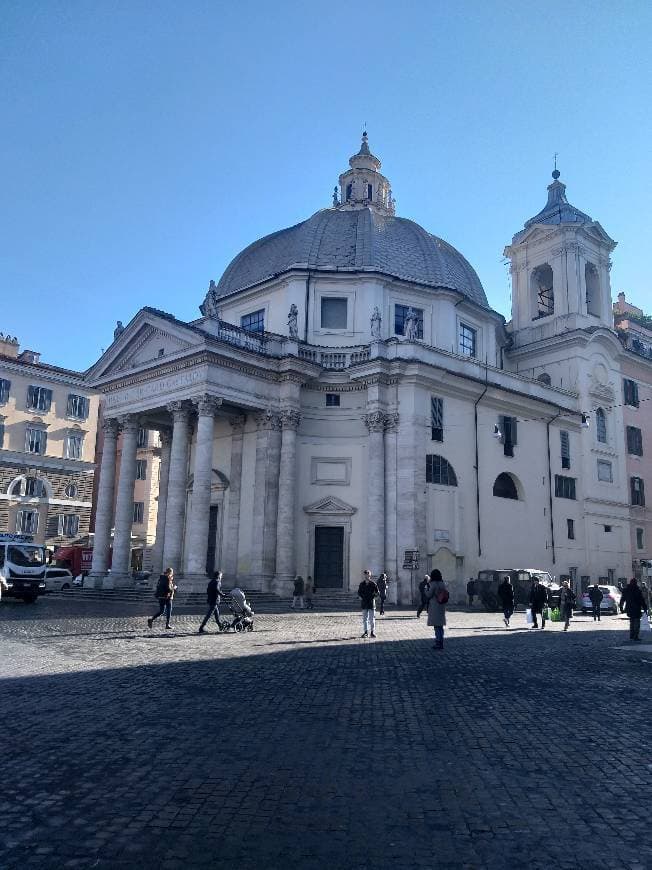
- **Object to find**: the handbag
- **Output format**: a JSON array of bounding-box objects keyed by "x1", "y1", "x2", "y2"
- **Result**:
[{"x1": 526, "y1": 608, "x2": 533, "y2": 625}]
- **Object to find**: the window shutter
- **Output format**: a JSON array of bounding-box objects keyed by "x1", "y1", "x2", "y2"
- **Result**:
[
  {"x1": 0, "y1": 379, "x2": 9, "y2": 404},
  {"x1": 66, "y1": 394, "x2": 73, "y2": 416},
  {"x1": 511, "y1": 417, "x2": 518, "y2": 445},
  {"x1": 43, "y1": 389, "x2": 52, "y2": 411},
  {"x1": 0, "y1": 422, "x2": 4, "y2": 448},
  {"x1": 40, "y1": 430, "x2": 47, "y2": 454},
  {"x1": 82, "y1": 396, "x2": 89, "y2": 419},
  {"x1": 27, "y1": 386, "x2": 36, "y2": 408}
]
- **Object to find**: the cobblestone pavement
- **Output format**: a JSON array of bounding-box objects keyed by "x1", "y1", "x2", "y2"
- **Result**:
[{"x1": 1, "y1": 596, "x2": 651, "y2": 870}]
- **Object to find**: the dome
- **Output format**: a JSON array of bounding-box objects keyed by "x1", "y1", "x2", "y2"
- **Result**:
[{"x1": 215, "y1": 206, "x2": 489, "y2": 309}]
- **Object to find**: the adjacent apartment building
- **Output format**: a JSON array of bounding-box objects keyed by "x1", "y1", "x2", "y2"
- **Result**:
[
  {"x1": 614, "y1": 292, "x2": 652, "y2": 580},
  {"x1": 0, "y1": 333, "x2": 99, "y2": 554}
]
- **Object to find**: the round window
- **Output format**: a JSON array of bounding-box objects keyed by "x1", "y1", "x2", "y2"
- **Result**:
[{"x1": 65, "y1": 483, "x2": 77, "y2": 499}]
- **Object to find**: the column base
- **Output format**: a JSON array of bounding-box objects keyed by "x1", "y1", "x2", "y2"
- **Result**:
[
  {"x1": 109, "y1": 573, "x2": 136, "y2": 589},
  {"x1": 181, "y1": 574, "x2": 210, "y2": 594},
  {"x1": 272, "y1": 574, "x2": 295, "y2": 598}
]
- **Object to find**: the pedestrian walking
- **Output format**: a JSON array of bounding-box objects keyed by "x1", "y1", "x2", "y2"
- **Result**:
[
  {"x1": 588, "y1": 582, "x2": 603, "y2": 621},
  {"x1": 198, "y1": 570, "x2": 225, "y2": 633},
  {"x1": 528, "y1": 577, "x2": 549, "y2": 629},
  {"x1": 377, "y1": 572, "x2": 389, "y2": 615},
  {"x1": 425, "y1": 569, "x2": 449, "y2": 650},
  {"x1": 358, "y1": 569, "x2": 379, "y2": 638},
  {"x1": 416, "y1": 574, "x2": 430, "y2": 618},
  {"x1": 305, "y1": 575, "x2": 314, "y2": 609},
  {"x1": 559, "y1": 580, "x2": 576, "y2": 631},
  {"x1": 291, "y1": 575, "x2": 305, "y2": 609},
  {"x1": 467, "y1": 577, "x2": 476, "y2": 608},
  {"x1": 147, "y1": 567, "x2": 176, "y2": 630},
  {"x1": 497, "y1": 575, "x2": 515, "y2": 627},
  {"x1": 619, "y1": 577, "x2": 648, "y2": 642}
]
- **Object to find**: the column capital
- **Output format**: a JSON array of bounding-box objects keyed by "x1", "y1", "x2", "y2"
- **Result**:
[
  {"x1": 255, "y1": 409, "x2": 282, "y2": 431},
  {"x1": 192, "y1": 394, "x2": 223, "y2": 416},
  {"x1": 229, "y1": 414, "x2": 247, "y2": 433},
  {"x1": 280, "y1": 409, "x2": 301, "y2": 431},
  {"x1": 384, "y1": 412, "x2": 399, "y2": 433},
  {"x1": 363, "y1": 410, "x2": 387, "y2": 433},
  {"x1": 166, "y1": 400, "x2": 191, "y2": 422},
  {"x1": 101, "y1": 417, "x2": 120, "y2": 438},
  {"x1": 117, "y1": 413, "x2": 139, "y2": 435}
]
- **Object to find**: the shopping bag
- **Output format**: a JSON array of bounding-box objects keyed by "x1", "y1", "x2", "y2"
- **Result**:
[
  {"x1": 641, "y1": 613, "x2": 651, "y2": 633},
  {"x1": 543, "y1": 607, "x2": 550, "y2": 621},
  {"x1": 550, "y1": 607, "x2": 562, "y2": 622},
  {"x1": 526, "y1": 608, "x2": 533, "y2": 625}
]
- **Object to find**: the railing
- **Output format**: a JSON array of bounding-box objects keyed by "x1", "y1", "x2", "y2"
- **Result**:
[
  {"x1": 298, "y1": 345, "x2": 370, "y2": 369},
  {"x1": 216, "y1": 320, "x2": 269, "y2": 354}
]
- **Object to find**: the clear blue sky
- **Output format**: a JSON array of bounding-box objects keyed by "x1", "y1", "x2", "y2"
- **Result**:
[{"x1": 3, "y1": 0, "x2": 651, "y2": 371}]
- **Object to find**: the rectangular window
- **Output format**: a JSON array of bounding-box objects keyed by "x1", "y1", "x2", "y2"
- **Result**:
[
  {"x1": 16, "y1": 509, "x2": 38, "y2": 535},
  {"x1": 136, "y1": 459, "x2": 147, "y2": 480},
  {"x1": 325, "y1": 393, "x2": 340, "y2": 407},
  {"x1": 66, "y1": 394, "x2": 89, "y2": 420},
  {"x1": 25, "y1": 478, "x2": 44, "y2": 497},
  {"x1": 320, "y1": 298, "x2": 348, "y2": 330},
  {"x1": 65, "y1": 433, "x2": 83, "y2": 460},
  {"x1": 25, "y1": 427, "x2": 47, "y2": 455},
  {"x1": 394, "y1": 304, "x2": 424, "y2": 339},
  {"x1": 500, "y1": 415, "x2": 518, "y2": 457},
  {"x1": 459, "y1": 323, "x2": 477, "y2": 357},
  {"x1": 137, "y1": 427, "x2": 148, "y2": 448},
  {"x1": 133, "y1": 501, "x2": 144, "y2": 524},
  {"x1": 624, "y1": 378, "x2": 639, "y2": 407},
  {"x1": 636, "y1": 527, "x2": 644, "y2": 550},
  {"x1": 240, "y1": 309, "x2": 265, "y2": 333},
  {"x1": 560, "y1": 430, "x2": 570, "y2": 469},
  {"x1": 0, "y1": 421, "x2": 4, "y2": 448},
  {"x1": 555, "y1": 475, "x2": 576, "y2": 500},
  {"x1": 431, "y1": 397, "x2": 444, "y2": 442},
  {"x1": 597, "y1": 459, "x2": 613, "y2": 482},
  {"x1": 626, "y1": 426, "x2": 643, "y2": 456},
  {"x1": 566, "y1": 518, "x2": 575, "y2": 540},
  {"x1": 631, "y1": 476, "x2": 646, "y2": 507},
  {"x1": 604, "y1": 525, "x2": 612, "y2": 533},
  {"x1": 58, "y1": 515, "x2": 79, "y2": 537},
  {"x1": 0, "y1": 378, "x2": 10, "y2": 404},
  {"x1": 26, "y1": 385, "x2": 53, "y2": 412}
]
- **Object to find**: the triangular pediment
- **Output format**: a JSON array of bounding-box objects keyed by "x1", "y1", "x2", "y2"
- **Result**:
[
  {"x1": 303, "y1": 495, "x2": 357, "y2": 516},
  {"x1": 86, "y1": 309, "x2": 201, "y2": 381}
]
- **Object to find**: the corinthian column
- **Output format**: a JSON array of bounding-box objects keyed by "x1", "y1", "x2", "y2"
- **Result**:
[
  {"x1": 90, "y1": 418, "x2": 119, "y2": 587},
  {"x1": 384, "y1": 412, "x2": 399, "y2": 601},
  {"x1": 150, "y1": 428, "x2": 172, "y2": 578},
  {"x1": 111, "y1": 414, "x2": 140, "y2": 584},
  {"x1": 251, "y1": 410, "x2": 282, "y2": 589},
  {"x1": 274, "y1": 409, "x2": 301, "y2": 590},
  {"x1": 162, "y1": 401, "x2": 191, "y2": 575},
  {"x1": 223, "y1": 415, "x2": 246, "y2": 581},
  {"x1": 186, "y1": 394, "x2": 222, "y2": 580},
  {"x1": 364, "y1": 410, "x2": 387, "y2": 577}
]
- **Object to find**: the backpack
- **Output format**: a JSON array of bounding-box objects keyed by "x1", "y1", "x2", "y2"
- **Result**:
[
  {"x1": 436, "y1": 587, "x2": 450, "y2": 605},
  {"x1": 155, "y1": 575, "x2": 168, "y2": 598}
]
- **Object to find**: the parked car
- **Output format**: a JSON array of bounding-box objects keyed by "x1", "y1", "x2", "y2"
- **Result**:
[
  {"x1": 476, "y1": 568, "x2": 561, "y2": 611},
  {"x1": 580, "y1": 585, "x2": 620, "y2": 615},
  {"x1": 44, "y1": 567, "x2": 74, "y2": 592}
]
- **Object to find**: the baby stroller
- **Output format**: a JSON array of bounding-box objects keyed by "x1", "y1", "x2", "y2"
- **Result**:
[{"x1": 224, "y1": 587, "x2": 255, "y2": 632}]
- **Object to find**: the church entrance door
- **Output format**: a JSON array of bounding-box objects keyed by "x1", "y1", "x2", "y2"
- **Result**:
[
  {"x1": 206, "y1": 505, "x2": 219, "y2": 576},
  {"x1": 314, "y1": 526, "x2": 344, "y2": 588}
]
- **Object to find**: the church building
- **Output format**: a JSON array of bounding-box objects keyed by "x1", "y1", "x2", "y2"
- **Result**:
[{"x1": 86, "y1": 135, "x2": 633, "y2": 602}]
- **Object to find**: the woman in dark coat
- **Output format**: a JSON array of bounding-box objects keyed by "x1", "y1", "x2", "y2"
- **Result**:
[
  {"x1": 559, "y1": 580, "x2": 576, "y2": 631},
  {"x1": 620, "y1": 578, "x2": 648, "y2": 641},
  {"x1": 497, "y1": 575, "x2": 515, "y2": 628},
  {"x1": 425, "y1": 569, "x2": 448, "y2": 650}
]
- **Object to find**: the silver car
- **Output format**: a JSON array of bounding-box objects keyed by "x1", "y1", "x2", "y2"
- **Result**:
[
  {"x1": 580, "y1": 585, "x2": 620, "y2": 615},
  {"x1": 44, "y1": 567, "x2": 74, "y2": 592}
]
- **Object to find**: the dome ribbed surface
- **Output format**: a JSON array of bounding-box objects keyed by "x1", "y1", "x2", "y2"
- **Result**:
[{"x1": 216, "y1": 207, "x2": 488, "y2": 308}]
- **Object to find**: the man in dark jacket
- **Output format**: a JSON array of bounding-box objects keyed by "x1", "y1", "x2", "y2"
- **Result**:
[
  {"x1": 497, "y1": 575, "x2": 515, "y2": 628},
  {"x1": 529, "y1": 578, "x2": 549, "y2": 629},
  {"x1": 198, "y1": 570, "x2": 225, "y2": 634},
  {"x1": 467, "y1": 578, "x2": 476, "y2": 608},
  {"x1": 358, "y1": 569, "x2": 379, "y2": 638},
  {"x1": 588, "y1": 583, "x2": 604, "y2": 621},
  {"x1": 417, "y1": 574, "x2": 430, "y2": 618},
  {"x1": 620, "y1": 577, "x2": 648, "y2": 641},
  {"x1": 147, "y1": 567, "x2": 176, "y2": 630}
]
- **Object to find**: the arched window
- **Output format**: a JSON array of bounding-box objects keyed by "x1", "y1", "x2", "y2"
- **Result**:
[
  {"x1": 11, "y1": 476, "x2": 45, "y2": 497},
  {"x1": 426, "y1": 455, "x2": 457, "y2": 486},
  {"x1": 531, "y1": 264, "x2": 554, "y2": 319},
  {"x1": 537, "y1": 373, "x2": 551, "y2": 386},
  {"x1": 596, "y1": 408, "x2": 607, "y2": 443},
  {"x1": 346, "y1": 183, "x2": 353, "y2": 202},
  {"x1": 493, "y1": 472, "x2": 519, "y2": 500},
  {"x1": 367, "y1": 183, "x2": 373, "y2": 201},
  {"x1": 585, "y1": 263, "x2": 600, "y2": 317}
]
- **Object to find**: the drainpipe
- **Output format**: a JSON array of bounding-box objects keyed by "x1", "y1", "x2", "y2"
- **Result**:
[
  {"x1": 304, "y1": 273, "x2": 311, "y2": 343},
  {"x1": 546, "y1": 408, "x2": 562, "y2": 565},
  {"x1": 474, "y1": 366, "x2": 489, "y2": 557}
]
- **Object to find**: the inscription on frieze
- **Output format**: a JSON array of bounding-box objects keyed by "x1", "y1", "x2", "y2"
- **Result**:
[{"x1": 104, "y1": 369, "x2": 206, "y2": 409}]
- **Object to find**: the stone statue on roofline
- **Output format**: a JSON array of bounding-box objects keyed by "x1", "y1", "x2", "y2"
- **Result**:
[
  {"x1": 287, "y1": 304, "x2": 299, "y2": 339},
  {"x1": 403, "y1": 307, "x2": 420, "y2": 341},
  {"x1": 113, "y1": 321, "x2": 125, "y2": 340},
  {"x1": 370, "y1": 306, "x2": 382, "y2": 340},
  {"x1": 199, "y1": 279, "x2": 220, "y2": 319}
]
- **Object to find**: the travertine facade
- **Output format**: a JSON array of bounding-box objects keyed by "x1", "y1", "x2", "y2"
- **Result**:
[
  {"x1": 85, "y1": 137, "x2": 645, "y2": 600},
  {"x1": 0, "y1": 335, "x2": 99, "y2": 553}
]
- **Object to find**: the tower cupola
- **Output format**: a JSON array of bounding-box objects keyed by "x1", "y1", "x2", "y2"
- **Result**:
[{"x1": 335, "y1": 132, "x2": 395, "y2": 215}]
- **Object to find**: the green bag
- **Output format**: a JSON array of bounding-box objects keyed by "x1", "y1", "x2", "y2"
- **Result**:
[{"x1": 550, "y1": 607, "x2": 562, "y2": 622}]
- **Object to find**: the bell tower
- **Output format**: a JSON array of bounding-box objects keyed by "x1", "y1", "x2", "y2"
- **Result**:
[
  {"x1": 504, "y1": 168, "x2": 617, "y2": 346},
  {"x1": 334, "y1": 132, "x2": 395, "y2": 215}
]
